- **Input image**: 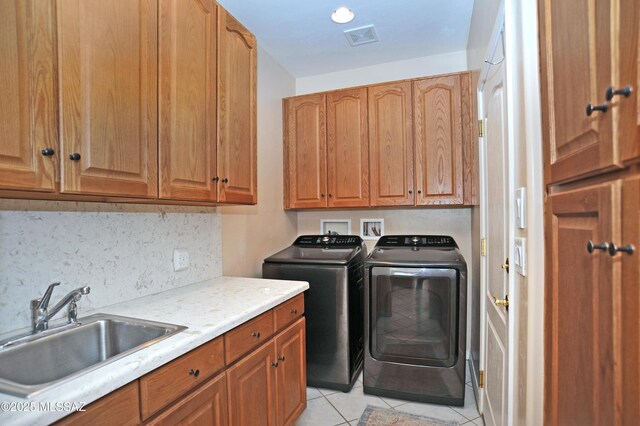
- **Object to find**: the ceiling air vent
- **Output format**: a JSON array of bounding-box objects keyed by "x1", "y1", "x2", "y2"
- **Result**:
[{"x1": 344, "y1": 25, "x2": 379, "y2": 47}]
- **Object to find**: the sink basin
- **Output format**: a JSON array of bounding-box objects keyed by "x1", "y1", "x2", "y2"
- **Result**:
[{"x1": 0, "y1": 314, "x2": 186, "y2": 397}]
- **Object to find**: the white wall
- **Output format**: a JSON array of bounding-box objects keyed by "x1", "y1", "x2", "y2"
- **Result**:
[
  {"x1": 221, "y1": 47, "x2": 298, "y2": 277},
  {"x1": 0, "y1": 201, "x2": 221, "y2": 336},
  {"x1": 296, "y1": 50, "x2": 468, "y2": 95}
]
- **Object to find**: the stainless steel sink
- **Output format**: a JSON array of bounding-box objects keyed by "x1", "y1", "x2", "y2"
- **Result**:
[{"x1": 0, "y1": 314, "x2": 187, "y2": 398}]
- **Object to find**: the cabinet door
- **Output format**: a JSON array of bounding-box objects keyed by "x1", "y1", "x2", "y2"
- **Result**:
[
  {"x1": 413, "y1": 75, "x2": 464, "y2": 205},
  {"x1": 0, "y1": 0, "x2": 57, "y2": 192},
  {"x1": 158, "y1": 0, "x2": 217, "y2": 201},
  {"x1": 539, "y1": 0, "x2": 618, "y2": 183},
  {"x1": 544, "y1": 183, "x2": 620, "y2": 425},
  {"x1": 618, "y1": 0, "x2": 640, "y2": 163},
  {"x1": 58, "y1": 0, "x2": 158, "y2": 197},
  {"x1": 227, "y1": 341, "x2": 277, "y2": 426},
  {"x1": 368, "y1": 82, "x2": 414, "y2": 206},
  {"x1": 147, "y1": 372, "x2": 228, "y2": 426},
  {"x1": 326, "y1": 88, "x2": 369, "y2": 207},
  {"x1": 217, "y1": 6, "x2": 257, "y2": 204},
  {"x1": 284, "y1": 94, "x2": 327, "y2": 209},
  {"x1": 275, "y1": 318, "x2": 306, "y2": 426},
  {"x1": 621, "y1": 177, "x2": 639, "y2": 425}
]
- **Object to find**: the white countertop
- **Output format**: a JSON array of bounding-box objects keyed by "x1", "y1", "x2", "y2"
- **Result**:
[{"x1": 0, "y1": 276, "x2": 309, "y2": 426}]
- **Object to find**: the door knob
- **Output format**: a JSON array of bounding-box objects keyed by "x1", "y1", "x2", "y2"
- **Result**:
[
  {"x1": 501, "y1": 258, "x2": 509, "y2": 274},
  {"x1": 493, "y1": 294, "x2": 509, "y2": 311}
]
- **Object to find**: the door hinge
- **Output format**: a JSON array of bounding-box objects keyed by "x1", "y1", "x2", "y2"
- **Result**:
[
  {"x1": 478, "y1": 119, "x2": 485, "y2": 137},
  {"x1": 481, "y1": 238, "x2": 486, "y2": 257},
  {"x1": 479, "y1": 370, "x2": 484, "y2": 388}
]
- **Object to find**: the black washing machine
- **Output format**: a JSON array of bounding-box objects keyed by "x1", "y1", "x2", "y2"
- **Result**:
[
  {"x1": 263, "y1": 235, "x2": 366, "y2": 391},
  {"x1": 363, "y1": 235, "x2": 467, "y2": 406}
]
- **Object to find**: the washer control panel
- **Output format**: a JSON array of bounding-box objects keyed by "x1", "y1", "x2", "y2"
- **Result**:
[{"x1": 294, "y1": 235, "x2": 362, "y2": 247}]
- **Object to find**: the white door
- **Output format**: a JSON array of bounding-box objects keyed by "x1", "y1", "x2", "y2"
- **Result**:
[{"x1": 479, "y1": 30, "x2": 509, "y2": 426}]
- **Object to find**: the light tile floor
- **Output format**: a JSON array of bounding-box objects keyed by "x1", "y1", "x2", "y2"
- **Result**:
[{"x1": 295, "y1": 364, "x2": 483, "y2": 426}]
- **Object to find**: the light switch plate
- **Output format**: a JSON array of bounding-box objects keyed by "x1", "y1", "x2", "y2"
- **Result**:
[
  {"x1": 516, "y1": 187, "x2": 526, "y2": 229},
  {"x1": 514, "y1": 237, "x2": 526, "y2": 276},
  {"x1": 173, "y1": 249, "x2": 190, "y2": 272}
]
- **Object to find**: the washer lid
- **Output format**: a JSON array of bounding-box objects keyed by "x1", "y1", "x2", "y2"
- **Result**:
[{"x1": 264, "y1": 235, "x2": 364, "y2": 265}]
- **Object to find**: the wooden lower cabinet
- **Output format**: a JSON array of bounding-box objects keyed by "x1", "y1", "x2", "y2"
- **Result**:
[
  {"x1": 227, "y1": 340, "x2": 278, "y2": 426},
  {"x1": 56, "y1": 299, "x2": 306, "y2": 426},
  {"x1": 275, "y1": 318, "x2": 306, "y2": 426},
  {"x1": 56, "y1": 381, "x2": 140, "y2": 426},
  {"x1": 147, "y1": 372, "x2": 228, "y2": 426},
  {"x1": 545, "y1": 182, "x2": 620, "y2": 425}
]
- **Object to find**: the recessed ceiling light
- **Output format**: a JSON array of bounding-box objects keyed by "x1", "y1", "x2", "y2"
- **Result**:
[{"x1": 331, "y1": 7, "x2": 355, "y2": 24}]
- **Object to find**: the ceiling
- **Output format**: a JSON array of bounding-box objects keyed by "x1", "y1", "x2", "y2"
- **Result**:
[{"x1": 217, "y1": 0, "x2": 475, "y2": 78}]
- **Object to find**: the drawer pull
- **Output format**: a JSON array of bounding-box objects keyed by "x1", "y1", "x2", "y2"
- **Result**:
[
  {"x1": 290, "y1": 308, "x2": 298, "y2": 315},
  {"x1": 587, "y1": 241, "x2": 609, "y2": 253},
  {"x1": 277, "y1": 356, "x2": 285, "y2": 362},
  {"x1": 605, "y1": 85, "x2": 632, "y2": 101},
  {"x1": 41, "y1": 148, "x2": 55, "y2": 156},
  {"x1": 586, "y1": 103, "x2": 608, "y2": 116},
  {"x1": 188, "y1": 369, "x2": 200, "y2": 378},
  {"x1": 608, "y1": 243, "x2": 635, "y2": 256},
  {"x1": 271, "y1": 362, "x2": 279, "y2": 368},
  {"x1": 251, "y1": 331, "x2": 261, "y2": 338}
]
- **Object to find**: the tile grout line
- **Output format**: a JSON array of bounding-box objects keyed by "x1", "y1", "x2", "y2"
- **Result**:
[{"x1": 323, "y1": 394, "x2": 351, "y2": 425}]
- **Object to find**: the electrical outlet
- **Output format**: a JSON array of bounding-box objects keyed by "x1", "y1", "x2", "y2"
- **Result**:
[{"x1": 173, "y1": 249, "x2": 190, "y2": 272}]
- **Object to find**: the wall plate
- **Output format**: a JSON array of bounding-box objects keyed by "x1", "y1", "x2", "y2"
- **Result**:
[
  {"x1": 516, "y1": 187, "x2": 526, "y2": 229},
  {"x1": 514, "y1": 237, "x2": 526, "y2": 276}
]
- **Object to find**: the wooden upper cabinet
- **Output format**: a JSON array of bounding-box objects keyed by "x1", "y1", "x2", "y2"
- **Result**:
[
  {"x1": 326, "y1": 88, "x2": 369, "y2": 207},
  {"x1": 57, "y1": 0, "x2": 158, "y2": 198},
  {"x1": 284, "y1": 94, "x2": 327, "y2": 209},
  {"x1": 158, "y1": 0, "x2": 217, "y2": 202},
  {"x1": 368, "y1": 82, "x2": 414, "y2": 206},
  {"x1": 0, "y1": 0, "x2": 57, "y2": 192},
  {"x1": 413, "y1": 75, "x2": 464, "y2": 205},
  {"x1": 539, "y1": 0, "x2": 619, "y2": 184},
  {"x1": 545, "y1": 183, "x2": 620, "y2": 425},
  {"x1": 618, "y1": 0, "x2": 640, "y2": 164},
  {"x1": 217, "y1": 6, "x2": 257, "y2": 204}
]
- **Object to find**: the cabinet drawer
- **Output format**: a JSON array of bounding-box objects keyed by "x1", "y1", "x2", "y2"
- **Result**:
[
  {"x1": 140, "y1": 337, "x2": 224, "y2": 420},
  {"x1": 274, "y1": 294, "x2": 305, "y2": 331},
  {"x1": 56, "y1": 381, "x2": 140, "y2": 426},
  {"x1": 225, "y1": 310, "x2": 274, "y2": 365}
]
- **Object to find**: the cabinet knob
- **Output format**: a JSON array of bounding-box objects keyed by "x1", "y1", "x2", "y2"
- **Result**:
[
  {"x1": 41, "y1": 148, "x2": 55, "y2": 156},
  {"x1": 587, "y1": 240, "x2": 609, "y2": 253},
  {"x1": 290, "y1": 308, "x2": 298, "y2": 314},
  {"x1": 586, "y1": 103, "x2": 608, "y2": 116},
  {"x1": 605, "y1": 85, "x2": 632, "y2": 101},
  {"x1": 188, "y1": 368, "x2": 200, "y2": 378},
  {"x1": 271, "y1": 362, "x2": 279, "y2": 368},
  {"x1": 221, "y1": 178, "x2": 229, "y2": 183},
  {"x1": 212, "y1": 176, "x2": 219, "y2": 182},
  {"x1": 69, "y1": 153, "x2": 81, "y2": 161},
  {"x1": 608, "y1": 243, "x2": 635, "y2": 256},
  {"x1": 328, "y1": 193, "x2": 333, "y2": 198},
  {"x1": 320, "y1": 193, "x2": 325, "y2": 197},
  {"x1": 277, "y1": 356, "x2": 285, "y2": 362},
  {"x1": 417, "y1": 190, "x2": 422, "y2": 194},
  {"x1": 251, "y1": 331, "x2": 261, "y2": 338},
  {"x1": 408, "y1": 190, "x2": 412, "y2": 194}
]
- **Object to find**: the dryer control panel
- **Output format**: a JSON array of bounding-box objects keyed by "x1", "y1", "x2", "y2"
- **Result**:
[{"x1": 376, "y1": 235, "x2": 458, "y2": 248}]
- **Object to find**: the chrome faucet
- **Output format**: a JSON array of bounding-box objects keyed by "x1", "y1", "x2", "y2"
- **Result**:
[{"x1": 31, "y1": 283, "x2": 91, "y2": 332}]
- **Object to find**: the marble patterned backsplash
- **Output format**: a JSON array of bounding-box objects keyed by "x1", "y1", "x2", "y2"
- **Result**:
[{"x1": 0, "y1": 200, "x2": 222, "y2": 335}]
